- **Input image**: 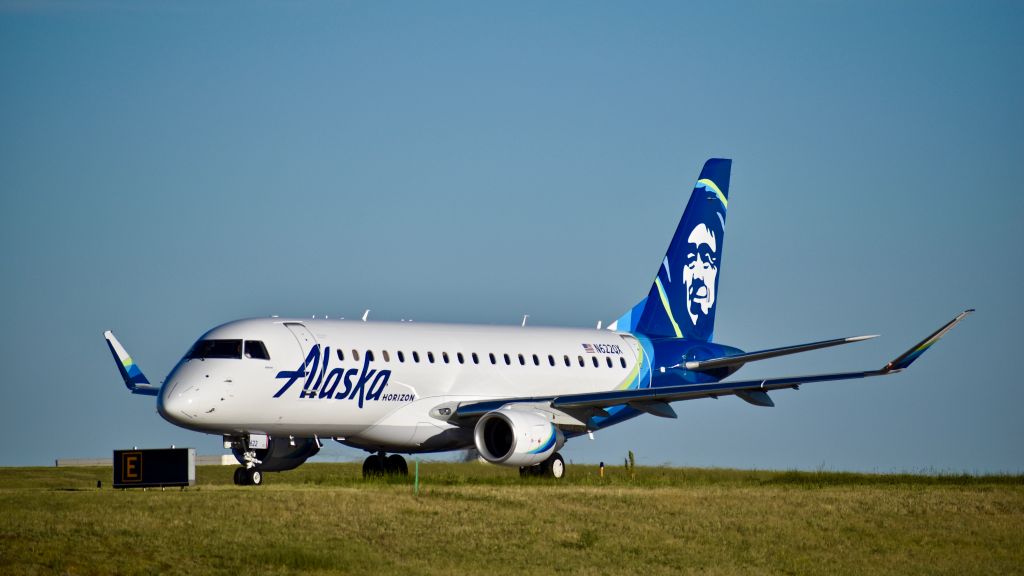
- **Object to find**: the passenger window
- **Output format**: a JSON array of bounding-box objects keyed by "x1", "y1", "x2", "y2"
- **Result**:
[
  {"x1": 352, "y1": 350, "x2": 360, "y2": 362},
  {"x1": 413, "y1": 351, "x2": 420, "y2": 363},
  {"x1": 398, "y1": 351, "x2": 405, "y2": 363},
  {"x1": 489, "y1": 353, "x2": 496, "y2": 365},
  {"x1": 592, "y1": 357, "x2": 599, "y2": 368},
  {"x1": 367, "y1": 350, "x2": 375, "y2": 362},
  {"x1": 337, "y1": 349, "x2": 345, "y2": 362},
  {"x1": 620, "y1": 357, "x2": 627, "y2": 369},
  {"x1": 472, "y1": 352, "x2": 479, "y2": 364},
  {"x1": 382, "y1": 350, "x2": 390, "y2": 362},
  {"x1": 503, "y1": 354, "x2": 511, "y2": 366},
  {"x1": 244, "y1": 341, "x2": 270, "y2": 360},
  {"x1": 606, "y1": 357, "x2": 613, "y2": 368},
  {"x1": 457, "y1": 352, "x2": 464, "y2": 364},
  {"x1": 518, "y1": 354, "x2": 525, "y2": 366},
  {"x1": 548, "y1": 355, "x2": 555, "y2": 367},
  {"x1": 532, "y1": 354, "x2": 540, "y2": 366},
  {"x1": 564, "y1": 355, "x2": 571, "y2": 367},
  {"x1": 428, "y1": 352, "x2": 435, "y2": 364},
  {"x1": 578, "y1": 356, "x2": 585, "y2": 367},
  {"x1": 443, "y1": 352, "x2": 450, "y2": 364}
]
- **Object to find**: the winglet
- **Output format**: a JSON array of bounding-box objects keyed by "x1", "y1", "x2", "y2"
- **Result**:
[
  {"x1": 104, "y1": 330, "x2": 160, "y2": 396},
  {"x1": 882, "y1": 309, "x2": 974, "y2": 373}
]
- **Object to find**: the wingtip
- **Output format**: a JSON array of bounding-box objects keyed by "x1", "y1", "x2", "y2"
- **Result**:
[
  {"x1": 883, "y1": 309, "x2": 973, "y2": 373},
  {"x1": 847, "y1": 334, "x2": 880, "y2": 343}
]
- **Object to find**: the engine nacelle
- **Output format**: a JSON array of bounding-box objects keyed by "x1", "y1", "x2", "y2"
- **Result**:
[
  {"x1": 473, "y1": 408, "x2": 565, "y2": 467},
  {"x1": 232, "y1": 437, "x2": 320, "y2": 471}
]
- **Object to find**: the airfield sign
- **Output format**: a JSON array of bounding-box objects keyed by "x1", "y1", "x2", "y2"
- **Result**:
[{"x1": 113, "y1": 448, "x2": 195, "y2": 489}]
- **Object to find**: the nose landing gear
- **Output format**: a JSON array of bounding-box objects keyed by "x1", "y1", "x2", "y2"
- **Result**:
[
  {"x1": 232, "y1": 440, "x2": 264, "y2": 486},
  {"x1": 233, "y1": 467, "x2": 263, "y2": 486}
]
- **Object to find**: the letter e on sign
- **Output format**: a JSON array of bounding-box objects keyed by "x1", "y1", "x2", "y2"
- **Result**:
[{"x1": 121, "y1": 452, "x2": 142, "y2": 483}]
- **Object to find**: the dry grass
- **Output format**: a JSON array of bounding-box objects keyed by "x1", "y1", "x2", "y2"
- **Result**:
[{"x1": 0, "y1": 463, "x2": 1021, "y2": 575}]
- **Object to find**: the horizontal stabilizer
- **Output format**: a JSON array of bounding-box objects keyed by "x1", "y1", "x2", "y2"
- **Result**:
[
  {"x1": 104, "y1": 331, "x2": 160, "y2": 396},
  {"x1": 684, "y1": 334, "x2": 877, "y2": 372}
]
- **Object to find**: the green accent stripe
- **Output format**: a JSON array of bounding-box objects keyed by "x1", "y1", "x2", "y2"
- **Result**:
[
  {"x1": 697, "y1": 178, "x2": 728, "y2": 208},
  {"x1": 655, "y1": 277, "x2": 683, "y2": 338},
  {"x1": 616, "y1": 345, "x2": 642, "y2": 390}
]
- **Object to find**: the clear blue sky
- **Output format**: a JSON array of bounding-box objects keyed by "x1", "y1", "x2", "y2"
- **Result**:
[{"x1": 1, "y1": 1, "x2": 1021, "y2": 472}]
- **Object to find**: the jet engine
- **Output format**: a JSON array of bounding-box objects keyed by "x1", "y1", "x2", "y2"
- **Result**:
[
  {"x1": 232, "y1": 437, "x2": 320, "y2": 471},
  {"x1": 473, "y1": 408, "x2": 564, "y2": 467}
]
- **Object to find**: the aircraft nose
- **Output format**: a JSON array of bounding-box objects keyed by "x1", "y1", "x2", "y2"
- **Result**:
[{"x1": 158, "y1": 379, "x2": 201, "y2": 427}]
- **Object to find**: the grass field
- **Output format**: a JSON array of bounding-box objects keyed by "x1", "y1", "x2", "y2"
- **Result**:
[{"x1": 0, "y1": 462, "x2": 1021, "y2": 575}]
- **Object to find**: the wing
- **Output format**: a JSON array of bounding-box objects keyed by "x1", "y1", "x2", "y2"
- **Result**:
[
  {"x1": 448, "y1": 309, "x2": 973, "y2": 423},
  {"x1": 681, "y1": 334, "x2": 877, "y2": 372}
]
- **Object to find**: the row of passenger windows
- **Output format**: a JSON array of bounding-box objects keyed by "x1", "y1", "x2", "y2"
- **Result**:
[
  {"x1": 187, "y1": 339, "x2": 629, "y2": 369},
  {"x1": 338, "y1": 348, "x2": 629, "y2": 369}
]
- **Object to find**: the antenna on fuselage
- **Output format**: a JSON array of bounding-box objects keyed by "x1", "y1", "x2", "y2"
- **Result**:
[
  {"x1": 521, "y1": 314, "x2": 529, "y2": 327},
  {"x1": 362, "y1": 309, "x2": 371, "y2": 322}
]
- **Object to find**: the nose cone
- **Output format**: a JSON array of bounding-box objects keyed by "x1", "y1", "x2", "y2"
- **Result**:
[
  {"x1": 158, "y1": 378, "x2": 195, "y2": 428},
  {"x1": 158, "y1": 363, "x2": 211, "y2": 431}
]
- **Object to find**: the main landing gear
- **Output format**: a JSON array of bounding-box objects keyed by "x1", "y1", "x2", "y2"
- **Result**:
[
  {"x1": 362, "y1": 452, "x2": 409, "y2": 478},
  {"x1": 519, "y1": 452, "x2": 565, "y2": 479}
]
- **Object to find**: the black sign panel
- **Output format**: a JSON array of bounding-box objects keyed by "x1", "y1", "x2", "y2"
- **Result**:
[{"x1": 113, "y1": 448, "x2": 195, "y2": 488}]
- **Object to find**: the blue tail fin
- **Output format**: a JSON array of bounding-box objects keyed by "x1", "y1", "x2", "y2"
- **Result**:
[{"x1": 619, "y1": 158, "x2": 731, "y2": 341}]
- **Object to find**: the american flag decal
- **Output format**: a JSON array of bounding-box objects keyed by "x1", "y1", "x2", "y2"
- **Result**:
[{"x1": 582, "y1": 343, "x2": 595, "y2": 353}]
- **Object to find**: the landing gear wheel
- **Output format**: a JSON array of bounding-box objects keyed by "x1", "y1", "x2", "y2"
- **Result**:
[
  {"x1": 362, "y1": 454, "x2": 385, "y2": 478},
  {"x1": 247, "y1": 468, "x2": 263, "y2": 486},
  {"x1": 385, "y1": 454, "x2": 409, "y2": 476},
  {"x1": 542, "y1": 452, "x2": 565, "y2": 479},
  {"x1": 520, "y1": 465, "x2": 540, "y2": 477},
  {"x1": 233, "y1": 467, "x2": 246, "y2": 486}
]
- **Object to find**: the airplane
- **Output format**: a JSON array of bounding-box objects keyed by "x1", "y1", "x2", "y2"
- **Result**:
[{"x1": 105, "y1": 158, "x2": 972, "y2": 486}]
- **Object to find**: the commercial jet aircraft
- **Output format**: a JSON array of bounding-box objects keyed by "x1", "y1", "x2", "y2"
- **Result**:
[{"x1": 105, "y1": 159, "x2": 971, "y2": 485}]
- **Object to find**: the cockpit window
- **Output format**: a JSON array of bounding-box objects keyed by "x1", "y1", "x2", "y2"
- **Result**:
[
  {"x1": 188, "y1": 339, "x2": 242, "y2": 360},
  {"x1": 244, "y1": 340, "x2": 270, "y2": 360}
]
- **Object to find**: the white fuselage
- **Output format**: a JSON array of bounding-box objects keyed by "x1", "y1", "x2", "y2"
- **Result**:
[{"x1": 159, "y1": 318, "x2": 648, "y2": 453}]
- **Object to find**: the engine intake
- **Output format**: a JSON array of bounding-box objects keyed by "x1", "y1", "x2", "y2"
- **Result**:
[{"x1": 473, "y1": 408, "x2": 564, "y2": 467}]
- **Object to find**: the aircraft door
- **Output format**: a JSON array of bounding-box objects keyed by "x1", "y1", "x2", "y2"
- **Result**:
[
  {"x1": 619, "y1": 334, "x2": 652, "y2": 389},
  {"x1": 283, "y1": 322, "x2": 318, "y2": 360}
]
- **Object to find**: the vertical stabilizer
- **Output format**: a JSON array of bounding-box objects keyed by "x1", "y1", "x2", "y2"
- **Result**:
[{"x1": 629, "y1": 158, "x2": 731, "y2": 341}]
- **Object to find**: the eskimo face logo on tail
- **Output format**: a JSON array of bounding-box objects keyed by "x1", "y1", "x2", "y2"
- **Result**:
[
  {"x1": 670, "y1": 176, "x2": 726, "y2": 341},
  {"x1": 272, "y1": 345, "x2": 404, "y2": 408},
  {"x1": 684, "y1": 222, "x2": 719, "y2": 327}
]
